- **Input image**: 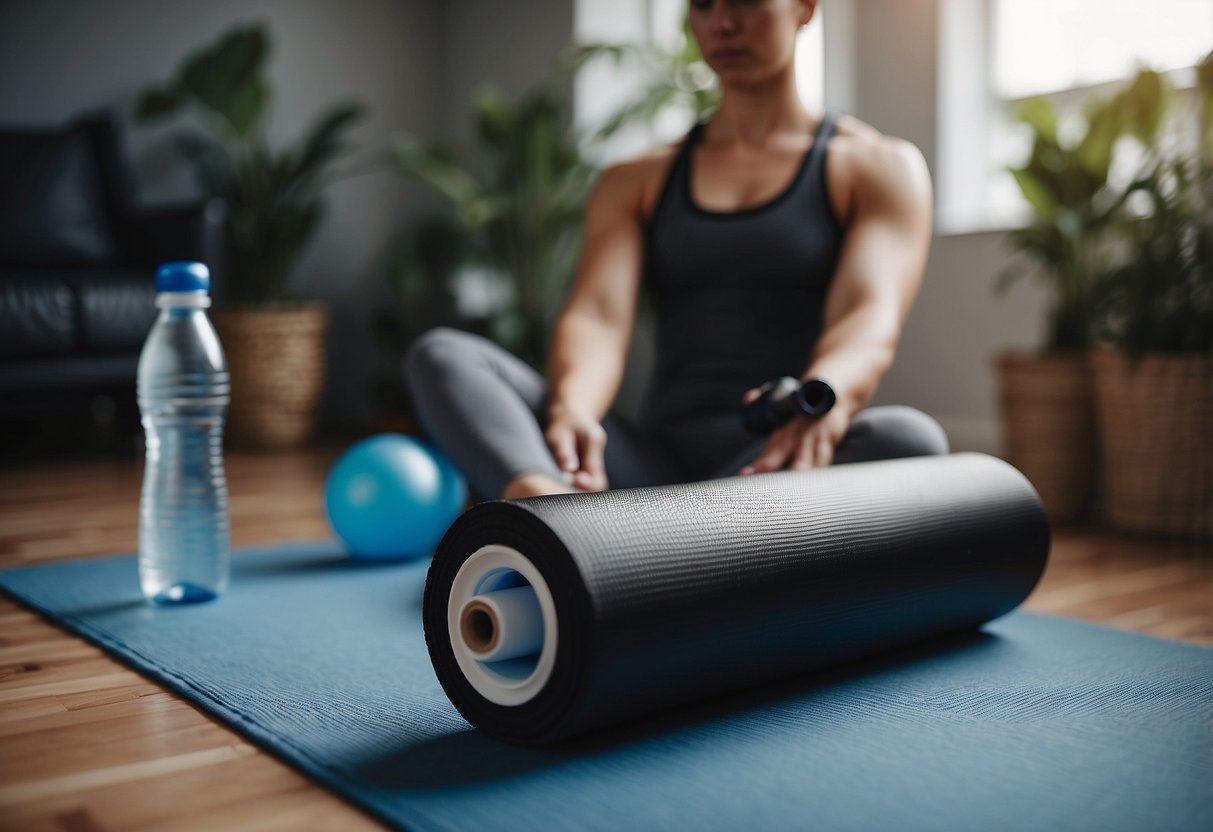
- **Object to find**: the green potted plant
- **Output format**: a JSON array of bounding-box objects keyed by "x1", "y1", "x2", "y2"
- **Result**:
[
  {"x1": 136, "y1": 24, "x2": 364, "y2": 448},
  {"x1": 1091, "y1": 51, "x2": 1213, "y2": 538},
  {"x1": 387, "y1": 84, "x2": 594, "y2": 371},
  {"x1": 996, "y1": 69, "x2": 1168, "y2": 523},
  {"x1": 376, "y1": 23, "x2": 715, "y2": 422}
]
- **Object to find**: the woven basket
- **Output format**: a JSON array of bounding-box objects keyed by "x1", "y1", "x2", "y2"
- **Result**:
[
  {"x1": 996, "y1": 351, "x2": 1097, "y2": 524},
  {"x1": 1092, "y1": 349, "x2": 1213, "y2": 538},
  {"x1": 212, "y1": 303, "x2": 329, "y2": 449}
]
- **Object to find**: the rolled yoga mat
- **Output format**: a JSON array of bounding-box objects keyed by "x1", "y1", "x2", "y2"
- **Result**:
[{"x1": 425, "y1": 452, "x2": 1050, "y2": 745}]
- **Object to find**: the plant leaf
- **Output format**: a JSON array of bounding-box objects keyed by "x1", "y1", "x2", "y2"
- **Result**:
[
  {"x1": 1009, "y1": 166, "x2": 1056, "y2": 216},
  {"x1": 1075, "y1": 99, "x2": 1122, "y2": 179},
  {"x1": 293, "y1": 101, "x2": 364, "y2": 181},
  {"x1": 1118, "y1": 68, "x2": 1170, "y2": 145},
  {"x1": 1012, "y1": 97, "x2": 1058, "y2": 144},
  {"x1": 391, "y1": 136, "x2": 484, "y2": 215},
  {"x1": 1198, "y1": 49, "x2": 1213, "y2": 145},
  {"x1": 222, "y1": 77, "x2": 269, "y2": 139},
  {"x1": 473, "y1": 85, "x2": 514, "y2": 150},
  {"x1": 135, "y1": 87, "x2": 184, "y2": 120},
  {"x1": 178, "y1": 25, "x2": 269, "y2": 137}
]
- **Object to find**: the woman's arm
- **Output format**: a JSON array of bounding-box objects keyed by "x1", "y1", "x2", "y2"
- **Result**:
[
  {"x1": 544, "y1": 162, "x2": 648, "y2": 490},
  {"x1": 741, "y1": 136, "x2": 933, "y2": 473}
]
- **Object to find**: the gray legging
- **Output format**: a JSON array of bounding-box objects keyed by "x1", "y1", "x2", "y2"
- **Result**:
[{"x1": 404, "y1": 327, "x2": 950, "y2": 499}]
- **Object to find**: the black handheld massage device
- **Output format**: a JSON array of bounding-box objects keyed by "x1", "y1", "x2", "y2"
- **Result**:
[{"x1": 741, "y1": 376, "x2": 837, "y2": 434}]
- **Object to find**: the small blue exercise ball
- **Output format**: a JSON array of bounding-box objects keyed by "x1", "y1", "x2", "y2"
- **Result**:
[{"x1": 324, "y1": 434, "x2": 467, "y2": 559}]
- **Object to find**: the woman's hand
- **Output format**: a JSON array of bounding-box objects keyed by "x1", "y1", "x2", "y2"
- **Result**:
[
  {"x1": 545, "y1": 404, "x2": 609, "y2": 492},
  {"x1": 737, "y1": 387, "x2": 850, "y2": 474}
]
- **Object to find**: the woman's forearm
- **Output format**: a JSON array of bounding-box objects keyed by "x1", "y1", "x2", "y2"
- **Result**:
[
  {"x1": 546, "y1": 310, "x2": 630, "y2": 422},
  {"x1": 803, "y1": 301, "x2": 901, "y2": 419}
]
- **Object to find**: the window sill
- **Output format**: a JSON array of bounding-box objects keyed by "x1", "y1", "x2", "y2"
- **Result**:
[{"x1": 933, "y1": 208, "x2": 1030, "y2": 239}]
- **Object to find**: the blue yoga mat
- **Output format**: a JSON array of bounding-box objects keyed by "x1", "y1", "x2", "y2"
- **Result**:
[{"x1": 2, "y1": 542, "x2": 1210, "y2": 832}]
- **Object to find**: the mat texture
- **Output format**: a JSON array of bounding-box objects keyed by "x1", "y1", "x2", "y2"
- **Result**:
[{"x1": 2, "y1": 542, "x2": 1210, "y2": 832}]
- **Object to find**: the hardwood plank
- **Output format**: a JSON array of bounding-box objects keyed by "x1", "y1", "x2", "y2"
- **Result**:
[
  {"x1": 0, "y1": 690, "x2": 183, "y2": 739},
  {"x1": 0, "y1": 672, "x2": 139, "y2": 706},
  {"x1": 129, "y1": 786, "x2": 383, "y2": 832},
  {"x1": 0, "y1": 744, "x2": 254, "y2": 807},
  {"x1": 0, "y1": 714, "x2": 232, "y2": 783},
  {"x1": 0, "y1": 639, "x2": 98, "y2": 665},
  {"x1": 0, "y1": 754, "x2": 314, "y2": 831}
]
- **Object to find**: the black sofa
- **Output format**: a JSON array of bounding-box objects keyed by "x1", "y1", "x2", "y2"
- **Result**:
[{"x1": 0, "y1": 112, "x2": 224, "y2": 427}]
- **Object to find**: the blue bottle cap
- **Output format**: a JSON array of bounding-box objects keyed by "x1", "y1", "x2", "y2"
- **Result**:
[{"x1": 155, "y1": 261, "x2": 210, "y2": 294}]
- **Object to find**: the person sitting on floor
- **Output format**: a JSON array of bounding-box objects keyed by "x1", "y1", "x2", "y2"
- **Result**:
[{"x1": 405, "y1": 0, "x2": 948, "y2": 500}]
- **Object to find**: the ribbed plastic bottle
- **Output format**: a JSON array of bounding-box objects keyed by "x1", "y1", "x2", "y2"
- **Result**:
[{"x1": 137, "y1": 261, "x2": 231, "y2": 604}]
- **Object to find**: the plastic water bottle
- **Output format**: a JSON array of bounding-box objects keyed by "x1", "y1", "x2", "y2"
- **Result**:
[{"x1": 137, "y1": 261, "x2": 230, "y2": 604}]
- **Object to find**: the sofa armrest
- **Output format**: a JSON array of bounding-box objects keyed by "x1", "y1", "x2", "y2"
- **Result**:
[{"x1": 121, "y1": 197, "x2": 228, "y2": 300}]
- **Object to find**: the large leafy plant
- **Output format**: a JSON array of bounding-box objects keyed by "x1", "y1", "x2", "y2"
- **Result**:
[
  {"x1": 135, "y1": 25, "x2": 363, "y2": 305},
  {"x1": 388, "y1": 86, "x2": 595, "y2": 368},
  {"x1": 999, "y1": 70, "x2": 1169, "y2": 352},
  {"x1": 384, "y1": 15, "x2": 714, "y2": 379},
  {"x1": 1095, "y1": 50, "x2": 1213, "y2": 358}
]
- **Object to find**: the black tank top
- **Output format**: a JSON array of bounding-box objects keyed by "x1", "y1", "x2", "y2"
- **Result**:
[{"x1": 640, "y1": 113, "x2": 844, "y2": 476}]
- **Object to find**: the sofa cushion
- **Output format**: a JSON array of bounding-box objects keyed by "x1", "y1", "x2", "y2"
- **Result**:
[
  {"x1": 0, "y1": 274, "x2": 77, "y2": 357},
  {"x1": 0, "y1": 127, "x2": 116, "y2": 267},
  {"x1": 0, "y1": 353, "x2": 139, "y2": 393},
  {"x1": 68, "y1": 269, "x2": 156, "y2": 353}
]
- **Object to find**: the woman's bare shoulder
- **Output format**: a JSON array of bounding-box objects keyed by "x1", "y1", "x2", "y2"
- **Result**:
[
  {"x1": 830, "y1": 113, "x2": 923, "y2": 164},
  {"x1": 591, "y1": 142, "x2": 683, "y2": 221},
  {"x1": 826, "y1": 114, "x2": 932, "y2": 222}
]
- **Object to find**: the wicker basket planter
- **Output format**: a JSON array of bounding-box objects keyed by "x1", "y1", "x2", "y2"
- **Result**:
[
  {"x1": 996, "y1": 351, "x2": 1098, "y2": 524},
  {"x1": 212, "y1": 303, "x2": 329, "y2": 449},
  {"x1": 1091, "y1": 349, "x2": 1213, "y2": 538}
]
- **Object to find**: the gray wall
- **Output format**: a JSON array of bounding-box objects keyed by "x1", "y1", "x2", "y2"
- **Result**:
[
  {"x1": 444, "y1": 0, "x2": 576, "y2": 143},
  {"x1": 0, "y1": 0, "x2": 574, "y2": 433},
  {"x1": 876, "y1": 230, "x2": 1048, "y2": 453},
  {"x1": 853, "y1": 0, "x2": 938, "y2": 175}
]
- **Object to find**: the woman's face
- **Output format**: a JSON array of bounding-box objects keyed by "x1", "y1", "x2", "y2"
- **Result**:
[{"x1": 688, "y1": 0, "x2": 813, "y2": 87}]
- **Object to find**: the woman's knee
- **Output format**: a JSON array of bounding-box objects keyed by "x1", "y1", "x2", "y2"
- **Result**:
[
  {"x1": 405, "y1": 327, "x2": 468, "y2": 375},
  {"x1": 851, "y1": 406, "x2": 950, "y2": 460},
  {"x1": 878, "y1": 406, "x2": 950, "y2": 456},
  {"x1": 403, "y1": 327, "x2": 492, "y2": 395}
]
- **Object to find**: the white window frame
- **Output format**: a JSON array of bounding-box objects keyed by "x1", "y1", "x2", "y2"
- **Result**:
[{"x1": 936, "y1": 0, "x2": 1211, "y2": 236}]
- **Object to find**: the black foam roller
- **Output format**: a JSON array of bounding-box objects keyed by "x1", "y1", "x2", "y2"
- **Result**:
[{"x1": 423, "y1": 453, "x2": 1050, "y2": 746}]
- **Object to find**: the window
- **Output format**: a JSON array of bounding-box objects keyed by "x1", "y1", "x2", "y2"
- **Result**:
[
  {"x1": 795, "y1": 9, "x2": 826, "y2": 113},
  {"x1": 993, "y1": 0, "x2": 1213, "y2": 99},
  {"x1": 938, "y1": 0, "x2": 1213, "y2": 234}
]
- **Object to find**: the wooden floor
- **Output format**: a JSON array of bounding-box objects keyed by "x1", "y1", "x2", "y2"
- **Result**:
[{"x1": 0, "y1": 447, "x2": 1210, "y2": 831}]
